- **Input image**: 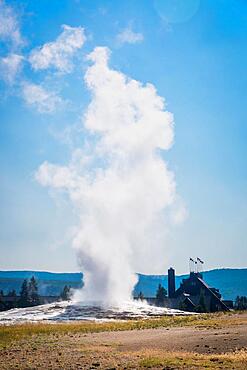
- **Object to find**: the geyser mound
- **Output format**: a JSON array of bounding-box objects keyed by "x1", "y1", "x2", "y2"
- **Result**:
[{"x1": 0, "y1": 300, "x2": 193, "y2": 325}]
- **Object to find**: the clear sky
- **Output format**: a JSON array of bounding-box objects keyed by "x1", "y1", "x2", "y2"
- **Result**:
[{"x1": 0, "y1": 0, "x2": 246, "y2": 275}]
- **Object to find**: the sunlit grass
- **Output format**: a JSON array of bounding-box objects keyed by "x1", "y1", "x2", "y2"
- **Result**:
[{"x1": 139, "y1": 349, "x2": 247, "y2": 369}]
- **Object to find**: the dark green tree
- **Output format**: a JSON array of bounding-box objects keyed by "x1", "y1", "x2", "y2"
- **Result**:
[
  {"x1": 7, "y1": 289, "x2": 17, "y2": 297},
  {"x1": 60, "y1": 285, "x2": 71, "y2": 301},
  {"x1": 155, "y1": 284, "x2": 167, "y2": 304},
  {"x1": 28, "y1": 276, "x2": 40, "y2": 306},
  {"x1": 137, "y1": 291, "x2": 144, "y2": 301},
  {"x1": 0, "y1": 290, "x2": 5, "y2": 311},
  {"x1": 235, "y1": 295, "x2": 240, "y2": 309},
  {"x1": 18, "y1": 279, "x2": 29, "y2": 307},
  {"x1": 235, "y1": 296, "x2": 247, "y2": 310},
  {"x1": 5, "y1": 289, "x2": 18, "y2": 309}
]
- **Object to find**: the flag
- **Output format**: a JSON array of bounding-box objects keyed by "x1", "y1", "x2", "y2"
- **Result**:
[
  {"x1": 197, "y1": 257, "x2": 204, "y2": 264},
  {"x1": 190, "y1": 257, "x2": 194, "y2": 262}
]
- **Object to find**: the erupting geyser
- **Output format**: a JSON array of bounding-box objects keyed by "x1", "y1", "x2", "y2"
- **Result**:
[{"x1": 36, "y1": 47, "x2": 185, "y2": 306}]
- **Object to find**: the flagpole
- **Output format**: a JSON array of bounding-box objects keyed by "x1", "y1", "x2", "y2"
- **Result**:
[{"x1": 189, "y1": 258, "x2": 194, "y2": 274}]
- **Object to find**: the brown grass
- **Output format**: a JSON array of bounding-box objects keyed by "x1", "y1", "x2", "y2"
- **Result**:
[
  {"x1": 139, "y1": 349, "x2": 247, "y2": 369},
  {"x1": 0, "y1": 311, "x2": 247, "y2": 369},
  {"x1": 1, "y1": 311, "x2": 246, "y2": 349}
]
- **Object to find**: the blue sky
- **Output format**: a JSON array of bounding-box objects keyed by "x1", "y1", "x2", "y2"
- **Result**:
[{"x1": 0, "y1": 0, "x2": 246, "y2": 274}]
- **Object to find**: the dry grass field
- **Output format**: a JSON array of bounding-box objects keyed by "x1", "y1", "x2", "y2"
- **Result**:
[{"x1": 0, "y1": 311, "x2": 247, "y2": 369}]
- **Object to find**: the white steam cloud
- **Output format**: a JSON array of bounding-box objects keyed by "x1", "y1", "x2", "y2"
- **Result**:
[{"x1": 36, "y1": 47, "x2": 183, "y2": 305}]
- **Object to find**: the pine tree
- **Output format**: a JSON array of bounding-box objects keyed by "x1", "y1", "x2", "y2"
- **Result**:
[
  {"x1": 19, "y1": 279, "x2": 29, "y2": 307},
  {"x1": 235, "y1": 296, "x2": 240, "y2": 309},
  {"x1": 235, "y1": 296, "x2": 247, "y2": 310},
  {"x1": 137, "y1": 291, "x2": 144, "y2": 301},
  {"x1": 155, "y1": 284, "x2": 167, "y2": 305},
  {"x1": 60, "y1": 285, "x2": 71, "y2": 301},
  {"x1": 28, "y1": 276, "x2": 40, "y2": 306},
  {"x1": 7, "y1": 289, "x2": 17, "y2": 297},
  {"x1": 5, "y1": 289, "x2": 17, "y2": 309},
  {"x1": 0, "y1": 290, "x2": 5, "y2": 311}
]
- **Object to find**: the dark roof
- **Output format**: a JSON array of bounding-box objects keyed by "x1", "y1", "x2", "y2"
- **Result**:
[
  {"x1": 174, "y1": 273, "x2": 229, "y2": 311},
  {"x1": 196, "y1": 277, "x2": 229, "y2": 310},
  {"x1": 183, "y1": 296, "x2": 196, "y2": 308}
]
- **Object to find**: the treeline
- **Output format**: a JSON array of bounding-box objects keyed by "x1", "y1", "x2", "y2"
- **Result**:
[
  {"x1": 137, "y1": 284, "x2": 168, "y2": 303},
  {"x1": 235, "y1": 296, "x2": 247, "y2": 310},
  {"x1": 0, "y1": 276, "x2": 71, "y2": 311}
]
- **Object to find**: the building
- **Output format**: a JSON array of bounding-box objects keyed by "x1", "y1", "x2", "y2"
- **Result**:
[
  {"x1": 167, "y1": 267, "x2": 230, "y2": 312},
  {"x1": 141, "y1": 260, "x2": 232, "y2": 312}
]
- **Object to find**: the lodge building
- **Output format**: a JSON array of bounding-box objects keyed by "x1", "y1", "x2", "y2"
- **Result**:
[
  {"x1": 143, "y1": 260, "x2": 233, "y2": 312},
  {"x1": 166, "y1": 267, "x2": 230, "y2": 312}
]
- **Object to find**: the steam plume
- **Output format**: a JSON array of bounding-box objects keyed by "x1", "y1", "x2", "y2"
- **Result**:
[{"x1": 36, "y1": 47, "x2": 182, "y2": 305}]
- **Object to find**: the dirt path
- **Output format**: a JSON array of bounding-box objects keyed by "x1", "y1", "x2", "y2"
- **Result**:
[{"x1": 87, "y1": 324, "x2": 247, "y2": 354}]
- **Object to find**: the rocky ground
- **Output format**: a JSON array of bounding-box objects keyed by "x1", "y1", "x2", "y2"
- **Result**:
[{"x1": 0, "y1": 312, "x2": 247, "y2": 369}]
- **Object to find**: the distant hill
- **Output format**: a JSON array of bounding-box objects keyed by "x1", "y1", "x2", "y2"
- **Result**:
[
  {"x1": 0, "y1": 271, "x2": 83, "y2": 297},
  {"x1": 0, "y1": 268, "x2": 246, "y2": 301}
]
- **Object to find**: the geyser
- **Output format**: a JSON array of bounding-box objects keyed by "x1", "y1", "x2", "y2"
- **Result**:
[{"x1": 36, "y1": 46, "x2": 184, "y2": 305}]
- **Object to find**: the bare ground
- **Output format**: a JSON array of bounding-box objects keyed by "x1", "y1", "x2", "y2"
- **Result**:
[
  {"x1": 0, "y1": 312, "x2": 247, "y2": 369},
  {"x1": 88, "y1": 323, "x2": 247, "y2": 354}
]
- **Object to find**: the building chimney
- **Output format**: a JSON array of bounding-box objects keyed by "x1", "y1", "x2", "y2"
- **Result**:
[{"x1": 168, "y1": 267, "x2": 175, "y2": 298}]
